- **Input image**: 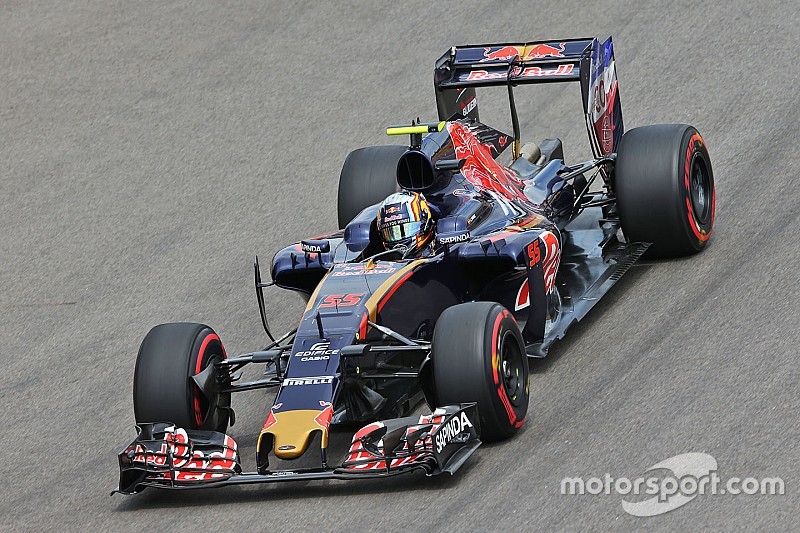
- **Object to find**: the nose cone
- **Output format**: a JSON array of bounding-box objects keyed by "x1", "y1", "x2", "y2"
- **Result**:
[{"x1": 258, "y1": 407, "x2": 333, "y2": 460}]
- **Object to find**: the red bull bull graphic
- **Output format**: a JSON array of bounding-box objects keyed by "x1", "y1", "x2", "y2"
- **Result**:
[
  {"x1": 446, "y1": 121, "x2": 527, "y2": 203},
  {"x1": 481, "y1": 45, "x2": 523, "y2": 62},
  {"x1": 523, "y1": 42, "x2": 565, "y2": 59},
  {"x1": 480, "y1": 42, "x2": 566, "y2": 63},
  {"x1": 480, "y1": 42, "x2": 567, "y2": 63}
]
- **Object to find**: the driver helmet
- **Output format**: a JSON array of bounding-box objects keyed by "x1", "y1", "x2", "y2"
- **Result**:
[{"x1": 376, "y1": 191, "x2": 433, "y2": 252}]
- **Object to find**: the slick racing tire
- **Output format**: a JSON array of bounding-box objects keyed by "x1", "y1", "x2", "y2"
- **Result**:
[
  {"x1": 432, "y1": 302, "x2": 529, "y2": 442},
  {"x1": 133, "y1": 323, "x2": 230, "y2": 432},
  {"x1": 337, "y1": 145, "x2": 406, "y2": 228},
  {"x1": 615, "y1": 124, "x2": 715, "y2": 258}
]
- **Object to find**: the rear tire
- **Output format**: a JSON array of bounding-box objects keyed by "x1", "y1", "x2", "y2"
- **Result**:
[
  {"x1": 133, "y1": 323, "x2": 229, "y2": 432},
  {"x1": 615, "y1": 124, "x2": 715, "y2": 257},
  {"x1": 432, "y1": 302, "x2": 529, "y2": 442},
  {"x1": 337, "y1": 145, "x2": 406, "y2": 228}
]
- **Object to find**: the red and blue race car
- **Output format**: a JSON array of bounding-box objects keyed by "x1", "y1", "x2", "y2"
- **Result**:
[{"x1": 116, "y1": 36, "x2": 715, "y2": 494}]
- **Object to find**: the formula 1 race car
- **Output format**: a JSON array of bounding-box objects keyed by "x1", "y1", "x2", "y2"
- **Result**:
[{"x1": 115, "y1": 36, "x2": 715, "y2": 494}]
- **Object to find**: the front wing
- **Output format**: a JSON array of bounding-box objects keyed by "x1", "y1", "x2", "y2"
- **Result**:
[{"x1": 114, "y1": 404, "x2": 480, "y2": 494}]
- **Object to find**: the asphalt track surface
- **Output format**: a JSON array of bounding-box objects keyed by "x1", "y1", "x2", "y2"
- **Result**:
[{"x1": 2, "y1": 1, "x2": 798, "y2": 530}]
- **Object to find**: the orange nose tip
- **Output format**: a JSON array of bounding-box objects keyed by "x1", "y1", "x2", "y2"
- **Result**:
[{"x1": 257, "y1": 409, "x2": 331, "y2": 460}]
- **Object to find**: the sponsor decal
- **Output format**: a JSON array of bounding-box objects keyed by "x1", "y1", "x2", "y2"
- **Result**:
[
  {"x1": 365, "y1": 266, "x2": 398, "y2": 274},
  {"x1": 294, "y1": 341, "x2": 339, "y2": 361},
  {"x1": 382, "y1": 213, "x2": 406, "y2": 223},
  {"x1": 278, "y1": 445, "x2": 296, "y2": 451},
  {"x1": 434, "y1": 412, "x2": 474, "y2": 453},
  {"x1": 300, "y1": 239, "x2": 330, "y2": 253},
  {"x1": 282, "y1": 376, "x2": 334, "y2": 386},
  {"x1": 481, "y1": 43, "x2": 566, "y2": 62},
  {"x1": 301, "y1": 242, "x2": 325, "y2": 253},
  {"x1": 319, "y1": 293, "x2": 363, "y2": 308},
  {"x1": 481, "y1": 45, "x2": 521, "y2": 62},
  {"x1": 523, "y1": 42, "x2": 565, "y2": 59},
  {"x1": 465, "y1": 64, "x2": 574, "y2": 81},
  {"x1": 385, "y1": 205, "x2": 401, "y2": 214},
  {"x1": 269, "y1": 471, "x2": 296, "y2": 477},
  {"x1": 437, "y1": 231, "x2": 471, "y2": 245},
  {"x1": 331, "y1": 264, "x2": 397, "y2": 276},
  {"x1": 601, "y1": 115, "x2": 612, "y2": 149},
  {"x1": 461, "y1": 96, "x2": 477, "y2": 116},
  {"x1": 588, "y1": 54, "x2": 619, "y2": 155}
]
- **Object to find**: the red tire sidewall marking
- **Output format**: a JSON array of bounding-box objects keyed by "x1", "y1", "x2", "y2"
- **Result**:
[
  {"x1": 193, "y1": 332, "x2": 225, "y2": 427},
  {"x1": 683, "y1": 133, "x2": 714, "y2": 243},
  {"x1": 491, "y1": 310, "x2": 518, "y2": 426}
]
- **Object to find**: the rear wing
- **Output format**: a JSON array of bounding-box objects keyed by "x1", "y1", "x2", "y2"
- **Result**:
[{"x1": 434, "y1": 37, "x2": 623, "y2": 158}]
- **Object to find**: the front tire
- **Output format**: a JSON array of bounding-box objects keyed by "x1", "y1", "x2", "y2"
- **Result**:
[
  {"x1": 615, "y1": 124, "x2": 715, "y2": 257},
  {"x1": 432, "y1": 302, "x2": 529, "y2": 442},
  {"x1": 133, "y1": 323, "x2": 230, "y2": 432}
]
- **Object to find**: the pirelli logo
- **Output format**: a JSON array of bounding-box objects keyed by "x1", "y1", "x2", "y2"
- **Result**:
[{"x1": 282, "y1": 376, "x2": 334, "y2": 386}]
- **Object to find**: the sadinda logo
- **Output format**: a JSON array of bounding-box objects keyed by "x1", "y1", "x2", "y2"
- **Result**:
[{"x1": 560, "y1": 452, "x2": 785, "y2": 517}]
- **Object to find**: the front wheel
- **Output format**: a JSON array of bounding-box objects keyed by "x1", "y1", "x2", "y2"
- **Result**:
[
  {"x1": 432, "y1": 302, "x2": 529, "y2": 442},
  {"x1": 615, "y1": 124, "x2": 715, "y2": 258},
  {"x1": 133, "y1": 322, "x2": 230, "y2": 432}
]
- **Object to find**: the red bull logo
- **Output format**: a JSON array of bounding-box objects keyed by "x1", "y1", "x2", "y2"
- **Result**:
[
  {"x1": 466, "y1": 63, "x2": 575, "y2": 81},
  {"x1": 481, "y1": 45, "x2": 521, "y2": 62},
  {"x1": 481, "y1": 43, "x2": 566, "y2": 62},
  {"x1": 524, "y1": 42, "x2": 566, "y2": 59}
]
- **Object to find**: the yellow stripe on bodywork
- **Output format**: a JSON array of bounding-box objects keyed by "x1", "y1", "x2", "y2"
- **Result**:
[
  {"x1": 302, "y1": 259, "x2": 426, "y2": 335},
  {"x1": 303, "y1": 270, "x2": 332, "y2": 313}
]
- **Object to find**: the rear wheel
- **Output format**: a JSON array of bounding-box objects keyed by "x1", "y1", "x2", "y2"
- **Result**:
[
  {"x1": 337, "y1": 145, "x2": 406, "y2": 228},
  {"x1": 615, "y1": 124, "x2": 715, "y2": 257},
  {"x1": 133, "y1": 322, "x2": 230, "y2": 432},
  {"x1": 432, "y1": 302, "x2": 529, "y2": 442}
]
